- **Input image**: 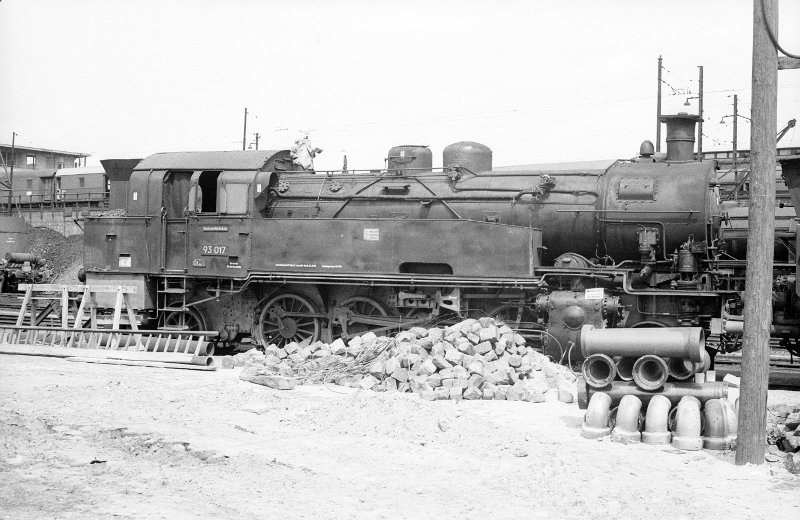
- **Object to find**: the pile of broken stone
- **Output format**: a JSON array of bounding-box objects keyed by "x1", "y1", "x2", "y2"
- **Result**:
[
  {"x1": 766, "y1": 404, "x2": 800, "y2": 473},
  {"x1": 225, "y1": 317, "x2": 577, "y2": 402}
]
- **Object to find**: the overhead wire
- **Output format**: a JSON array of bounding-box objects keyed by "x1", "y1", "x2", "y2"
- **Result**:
[{"x1": 761, "y1": 0, "x2": 800, "y2": 59}]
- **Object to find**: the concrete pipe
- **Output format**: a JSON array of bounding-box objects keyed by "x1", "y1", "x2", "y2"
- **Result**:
[
  {"x1": 642, "y1": 394, "x2": 672, "y2": 445},
  {"x1": 615, "y1": 357, "x2": 635, "y2": 381},
  {"x1": 668, "y1": 350, "x2": 711, "y2": 381},
  {"x1": 581, "y1": 392, "x2": 612, "y2": 439},
  {"x1": 671, "y1": 396, "x2": 703, "y2": 451},
  {"x1": 632, "y1": 355, "x2": 669, "y2": 391},
  {"x1": 611, "y1": 395, "x2": 642, "y2": 444},
  {"x1": 582, "y1": 354, "x2": 617, "y2": 388},
  {"x1": 580, "y1": 325, "x2": 705, "y2": 362},
  {"x1": 5, "y1": 252, "x2": 43, "y2": 265},
  {"x1": 576, "y1": 377, "x2": 728, "y2": 409},
  {"x1": 702, "y1": 398, "x2": 738, "y2": 450}
]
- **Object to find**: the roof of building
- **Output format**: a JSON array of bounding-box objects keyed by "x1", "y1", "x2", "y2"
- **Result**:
[
  {"x1": 0, "y1": 144, "x2": 89, "y2": 157},
  {"x1": 135, "y1": 150, "x2": 285, "y2": 171},
  {"x1": 3, "y1": 168, "x2": 58, "y2": 178},
  {"x1": 55, "y1": 165, "x2": 106, "y2": 177}
]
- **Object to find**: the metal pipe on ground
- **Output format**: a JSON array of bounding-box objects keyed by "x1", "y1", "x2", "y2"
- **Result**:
[
  {"x1": 611, "y1": 395, "x2": 643, "y2": 444},
  {"x1": 581, "y1": 392, "x2": 612, "y2": 439},
  {"x1": 66, "y1": 357, "x2": 217, "y2": 371},
  {"x1": 0, "y1": 344, "x2": 214, "y2": 366},
  {"x1": 615, "y1": 356, "x2": 636, "y2": 381},
  {"x1": 702, "y1": 398, "x2": 738, "y2": 450},
  {"x1": 632, "y1": 355, "x2": 669, "y2": 391},
  {"x1": 642, "y1": 394, "x2": 672, "y2": 445},
  {"x1": 668, "y1": 350, "x2": 711, "y2": 381},
  {"x1": 581, "y1": 354, "x2": 617, "y2": 388},
  {"x1": 580, "y1": 325, "x2": 705, "y2": 362},
  {"x1": 671, "y1": 396, "x2": 703, "y2": 451},
  {"x1": 576, "y1": 377, "x2": 728, "y2": 409}
]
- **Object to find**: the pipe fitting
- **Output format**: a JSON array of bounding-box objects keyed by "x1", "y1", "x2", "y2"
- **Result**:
[
  {"x1": 581, "y1": 392, "x2": 612, "y2": 439},
  {"x1": 669, "y1": 349, "x2": 712, "y2": 381},
  {"x1": 671, "y1": 396, "x2": 703, "y2": 451},
  {"x1": 632, "y1": 355, "x2": 669, "y2": 391},
  {"x1": 611, "y1": 395, "x2": 642, "y2": 444},
  {"x1": 615, "y1": 356, "x2": 636, "y2": 381},
  {"x1": 642, "y1": 394, "x2": 672, "y2": 445},
  {"x1": 576, "y1": 377, "x2": 728, "y2": 409},
  {"x1": 580, "y1": 325, "x2": 705, "y2": 362},
  {"x1": 582, "y1": 354, "x2": 617, "y2": 388},
  {"x1": 702, "y1": 398, "x2": 738, "y2": 450}
]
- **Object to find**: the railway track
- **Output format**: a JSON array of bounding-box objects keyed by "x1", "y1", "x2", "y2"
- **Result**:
[
  {"x1": 714, "y1": 350, "x2": 800, "y2": 389},
  {"x1": 0, "y1": 293, "x2": 25, "y2": 326}
]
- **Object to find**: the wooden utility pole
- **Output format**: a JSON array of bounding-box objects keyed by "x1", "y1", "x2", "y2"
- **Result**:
[
  {"x1": 242, "y1": 108, "x2": 248, "y2": 151},
  {"x1": 697, "y1": 65, "x2": 704, "y2": 156},
  {"x1": 736, "y1": 0, "x2": 778, "y2": 466},
  {"x1": 7, "y1": 132, "x2": 16, "y2": 212},
  {"x1": 733, "y1": 94, "x2": 739, "y2": 184},
  {"x1": 656, "y1": 56, "x2": 663, "y2": 153}
]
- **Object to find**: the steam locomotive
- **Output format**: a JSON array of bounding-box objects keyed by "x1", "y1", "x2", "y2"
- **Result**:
[
  {"x1": 0, "y1": 215, "x2": 48, "y2": 292},
  {"x1": 82, "y1": 113, "x2": 800, "y2": 360}
]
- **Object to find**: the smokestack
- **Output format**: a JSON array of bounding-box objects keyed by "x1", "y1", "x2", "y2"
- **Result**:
[{"x1": 659, "y1": 113, "x2": 703, "y2": 161}]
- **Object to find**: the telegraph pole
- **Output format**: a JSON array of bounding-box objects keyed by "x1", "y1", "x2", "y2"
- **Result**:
[
  {"x1": 697, "y1": 65, "x2": 704, "y2": 156},
  {"x1": 656, "y1": 55, "x2": 663, "y2": 152},
  {"x1": 732, "y1": 94, "x2": 739, "y2": 183},
  {"x1": 7, "y1": 132, "x2": 16, "y2": 212},
  {"x1": 254, "y1": 132, "x2": 260, "y2": 150},
  {"x1": 736, "y1": 0, "x2": 778, "y2": 466},
  {"x1": 242, "y1": 108, "x2": 248, "y2": 151}
]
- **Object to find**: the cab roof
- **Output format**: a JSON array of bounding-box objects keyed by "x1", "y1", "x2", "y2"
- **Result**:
[{"x1": 134, "y1": 150, "x2": 285, "y2": 172}]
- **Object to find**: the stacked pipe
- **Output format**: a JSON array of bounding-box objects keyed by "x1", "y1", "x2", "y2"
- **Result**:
[
  {"x1": 576, "y1": 324, "x2": 737, "y2": 450},
  {"x1": 579, "y1": 325, "x2": 711, "y2": 394},
  {"x1": 580, "y1": 389, "x2": 737, "y2": 451}
]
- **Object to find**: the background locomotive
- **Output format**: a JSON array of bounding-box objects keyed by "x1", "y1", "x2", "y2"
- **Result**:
[
  {"x1": 0, "y1": 215, "x2": 48, "y2": 293},
  {"x1": 81, "y1": 113, "x2": 800, "y2": 361}
]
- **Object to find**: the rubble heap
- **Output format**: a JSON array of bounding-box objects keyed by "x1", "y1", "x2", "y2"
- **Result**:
[
  {"x1": 231, "y1": 317, "x2": 577, "y2": 402},
  {"x1": 766, "y1": 403, "x2": 800, "y2": 474}
]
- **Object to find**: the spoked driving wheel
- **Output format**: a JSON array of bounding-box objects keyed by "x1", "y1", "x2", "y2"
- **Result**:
[
  {"x1": 331, "y1": 296, "x2": 389, "y2": 339},
  {"x1": 257, "y1": 293, "x2": 321, "y2": 348}
]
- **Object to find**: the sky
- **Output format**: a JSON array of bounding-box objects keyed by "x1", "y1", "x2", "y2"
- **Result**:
[{"x1": 0, "y1": 0, "x2": 799, "y2": 171}]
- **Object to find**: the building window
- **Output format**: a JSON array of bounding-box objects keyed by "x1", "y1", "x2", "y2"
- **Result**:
[
  {"x1": 79, "y1": 177, "x2": 85, "y2": 188},
  {"x1": 57, "y1": 162, "x2": 64, "y2": 169},
  {"x1": 26, "y1": 155, "x2": 36, "y2": 169},
  {"x1": 26, "y1": 179, "x2": 33, "y2": 189}
]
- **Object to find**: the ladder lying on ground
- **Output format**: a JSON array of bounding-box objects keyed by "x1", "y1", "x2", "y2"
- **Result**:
[{"x1": 1, "y1": 284, "x2": 218, "y2": 369}]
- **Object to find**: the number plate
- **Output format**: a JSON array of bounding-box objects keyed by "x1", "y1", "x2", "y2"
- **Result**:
[{"x1": 201, "y1": 245, "x2": 228, "y2": 256}]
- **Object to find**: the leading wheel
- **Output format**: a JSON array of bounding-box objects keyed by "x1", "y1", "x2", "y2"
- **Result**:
[
  {"x1": 257, "y1": 293, "x2": 321, "y2": 348},
  {"x1": 161, "y1": 306, "x2": 205, "y2": 331}
]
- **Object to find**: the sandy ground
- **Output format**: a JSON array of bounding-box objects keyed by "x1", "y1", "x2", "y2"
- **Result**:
[{"x1": 1, "y1": 355, "x2": 799, "y2": 520}]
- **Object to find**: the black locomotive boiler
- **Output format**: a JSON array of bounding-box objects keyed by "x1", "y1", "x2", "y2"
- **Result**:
[{"x1": 82, "y1": 113, "x2": 800, "y2": 360}]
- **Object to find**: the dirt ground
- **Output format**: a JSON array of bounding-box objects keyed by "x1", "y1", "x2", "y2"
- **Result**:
[{"x1": 1, "y1": 355, "x2": 799, "y2": 520}]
